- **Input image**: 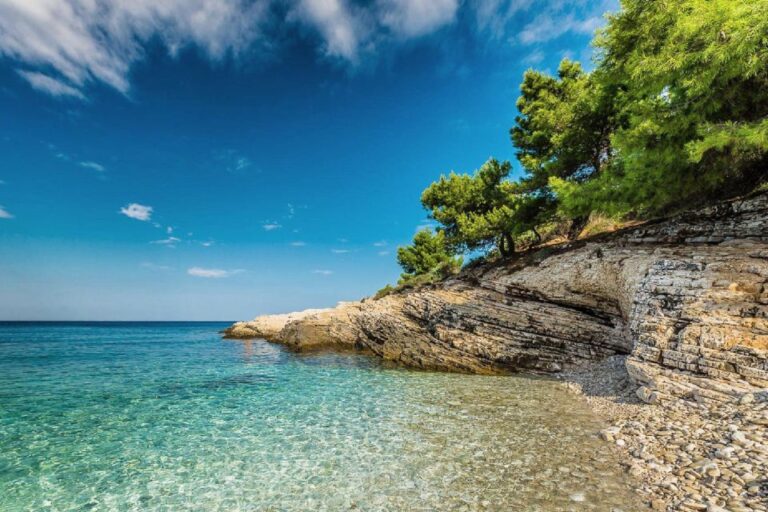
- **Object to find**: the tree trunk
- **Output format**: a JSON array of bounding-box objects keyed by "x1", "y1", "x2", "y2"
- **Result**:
[
  {"x1": 531, "y1": 226, "x2": 542, "y2": 245},
  {"x1": 567, "y1": 216, "x2": 588, "y2": 240},
  {"x1": 499, "y1": 233, "x2": 515, "y2": 257}
]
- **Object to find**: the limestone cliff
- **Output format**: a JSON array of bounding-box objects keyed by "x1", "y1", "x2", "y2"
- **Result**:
[{"x1": 225, "y1": 192, "x2": 768, "y2": 404}]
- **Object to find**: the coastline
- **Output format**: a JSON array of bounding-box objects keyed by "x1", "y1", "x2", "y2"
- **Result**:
[
  {"x1": 225, "y1": 318, "x2": 768, "y2": 511},
  {"x1": 558, "y1": 357, "x2": 767, "y2": 512},
  {"x1": 225, "y1": 192, "x2": 768, "y2": 511}
]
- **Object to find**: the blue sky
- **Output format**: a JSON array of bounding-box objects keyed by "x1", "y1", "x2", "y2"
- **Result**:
[{"x1": 0, "y1": 0, "x2": 616, "y2": 320}]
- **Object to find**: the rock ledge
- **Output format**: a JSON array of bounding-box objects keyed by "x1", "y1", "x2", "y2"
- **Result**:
[{"x1": 226, "y1": 192, "x2": 768, "y2": 404}]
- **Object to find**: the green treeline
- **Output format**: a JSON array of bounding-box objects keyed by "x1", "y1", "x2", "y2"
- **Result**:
[{"x1": 386, "y1": 0, "x2": 768, "y2": 293}]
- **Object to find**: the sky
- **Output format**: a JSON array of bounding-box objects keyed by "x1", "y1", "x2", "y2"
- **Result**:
[{"x1": 0, "y1": 0, "x2": 617, "y2": 320}]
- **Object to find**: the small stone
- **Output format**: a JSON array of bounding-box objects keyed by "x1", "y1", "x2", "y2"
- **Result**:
[
  {"x1": 731, "y1": 432, "x2": 748, "y2": 445},
  {"x1": 739, "y1": 393, "x2": 754, "y2": 405},
  {"x1": 637, "y1": 386, "x2": 660, "y2": 404},
  {"x1": 569, "y1": 493, "x2": 586, "y2": 503},
  {"x1": 715, "y1": 446, "x2": 735, "y2": 459},
  {"x1": 601, "y1": 426, "x2": 621, "y2": 442}
]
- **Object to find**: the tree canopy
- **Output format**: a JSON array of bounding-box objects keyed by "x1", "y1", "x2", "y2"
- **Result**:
[
  {"x1": 554, "y1": 0, "x2": 768, "y2": 216},
  {"x1": 389, "y1": 0, "x2": 768, "y2": 290},
  {"x1": 420, "y1": 159, "x2": 546, "y2": 256},
  {"x1": 396, "y1": 229, "x2": 462, "y2": 285}
]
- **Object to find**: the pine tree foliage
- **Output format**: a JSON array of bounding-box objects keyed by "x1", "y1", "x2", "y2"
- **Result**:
[
  {"x1": 396, "y1": 229, "x2": 463, "y2": 285},
  {"x1": 420, "y1": 159, "x2": 546, "y2": 256},
  {"x1": 393, "y1": 0, "x2": 768, "y2": 283}
]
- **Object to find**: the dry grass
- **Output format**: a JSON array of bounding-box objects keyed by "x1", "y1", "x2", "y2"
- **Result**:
[{"x1": 577, "y1": 212, "x2": 641, "y2": 239}]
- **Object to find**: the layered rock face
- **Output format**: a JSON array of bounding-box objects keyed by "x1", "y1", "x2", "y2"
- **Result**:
[{"x1": 225, "y1": 192, "x2": 768, "y2": 404}]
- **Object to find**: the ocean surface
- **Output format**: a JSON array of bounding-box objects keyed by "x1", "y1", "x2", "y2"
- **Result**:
[{"x1": 0, "y1": 322, "x2": 643, "y2": 511}]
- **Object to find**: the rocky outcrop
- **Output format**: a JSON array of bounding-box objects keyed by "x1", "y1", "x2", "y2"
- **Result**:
[
  {"x1": 225, "y1": 308, "x2": 333, "y2": 341},
  {"x1": 225, "y1": 192, "x2": 768, "y2": 404}
]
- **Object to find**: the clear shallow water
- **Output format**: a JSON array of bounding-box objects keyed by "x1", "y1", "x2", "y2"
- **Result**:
[{"x1": 0, "y1": 322, "x2": 643, "y2": 511}]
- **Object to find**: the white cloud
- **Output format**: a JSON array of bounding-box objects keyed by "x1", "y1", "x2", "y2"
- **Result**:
[
  {"x1": 151, "y1": 236, "x2": 181, "y2": 247},
  {"x1": 17, "y1": 70, "x2": 85, "y2": 99},
  {"x1": 472, "y1": 0, "x2": 616, "y2": 46},
  {"x1": 378, "y1": 250, "x2": 390, "y2": 256},
  {"x1": 290, "y1": 241, "x2": 307, "y2": 247},
  {"x1": 262, "y1": 222, "x2": 282, "y2": 231},
  {"x1": 79, "y1": 160, "x2": 104, "y2": 172},
  {"x1": 472, "y1": 0, "x2": 533, "y2": 37},
  {"x1": 291, "y1": 0, "x2": 362, "y2": 60},
  {"x1": 234, "y1": 157, "x2": 251, "y2": 171},
  {"x1": 200, "y1": 241, "x2": 214, "y2": 247},
  {"x1": 120, "y1": 202, "x2": 153, "y2": 221},
  {"x1": 522, "y1": 49, "x2": 545, "y2": 65},
  {"x1": 1, "y1": 0, "x2": 617, "y2": 99},
  {"x1": 331, "y1": 248, "x2": 349, "y2": 254},
  {"x1": 0, "y1": 0, "x2": 271, "y2": 98},
  {"x1": 373, "y1": 240, "x2": 387, "y2": 247},
  {"x1": 378, "y1": 0, "x2": 458, "y2": 37},
  {"x1": 312, "y1": 269, "x2": 333, "y2": 275},
  {"x1": 519, "y1": 13, "x2": 603, "y2": 45},
  {"x1": 215, "y1": 150, "x2": 255, "y2": 174},
  {"x1": 188, "y1": 266, "x2": 244, "y2": 278},
  {"x1": 0, "y1": 205, "x2": 14, "y2": 219}
]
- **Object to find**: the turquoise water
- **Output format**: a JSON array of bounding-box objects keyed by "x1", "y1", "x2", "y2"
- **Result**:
[{"x1": 0, "y1": 322, "x2": 642, "y2": 511}]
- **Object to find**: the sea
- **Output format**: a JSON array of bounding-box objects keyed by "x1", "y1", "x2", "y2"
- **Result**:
[{"x1": 0, "y1": 322, "x2": 643, "y2": 511}]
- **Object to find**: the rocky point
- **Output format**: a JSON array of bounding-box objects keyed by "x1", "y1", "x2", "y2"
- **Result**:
[{"x1": 225, "y1": 191, "x2": 768, "y2": 511}]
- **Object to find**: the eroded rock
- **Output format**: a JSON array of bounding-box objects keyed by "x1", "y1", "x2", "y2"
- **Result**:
[{"x1": 225, "y1": 192, "x2": 768, "y2": 405}]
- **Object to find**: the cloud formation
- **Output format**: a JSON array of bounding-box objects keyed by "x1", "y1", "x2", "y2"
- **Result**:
[
  {"x1": 518, "y1": 12, "x2": 601, "y2": 44},
  {"x1": 151, "y1": 236, "x2": 181, "y2": 247},
  {"x1": 312, "y1": 269, "x2": 333, "y2": 275},
  {"x1": 17, "y1": 70, "x2": 85, "y2": 99},
  {"x1": 188, "y1": 267, "x2": 244, "y2": 278},
  {"x1": 120, "y1": 203, "x2": 153, "y2": 221},
  {"x1": 262, "y1": 222, "x2": 282, "y2": 231},
  {"x1": 378, "y1": 0, "x2": 458, "y2": 37},
  {"x1": 0, "y1": 205, "x2": 13, "y2": 219},
  {"x1": 2, "y1": 1, "x2": 615, "y2": 99},
  {"x1": 473, "y1": 0, "x2": 533, "y2": 38},
  {"x1": 291, "y1": 0, "x2": 361, "y2": 60},
  {"x1": 79, "y1": 161, "x2": 105, "y2": 172},
  {"x1": 0, "y1": 0, "x2": 271, "y2": 97}
]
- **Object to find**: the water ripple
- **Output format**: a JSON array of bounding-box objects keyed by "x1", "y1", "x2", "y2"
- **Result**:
[{"x1": 0, "y1": 322, "x2": 643, "y2": 511}]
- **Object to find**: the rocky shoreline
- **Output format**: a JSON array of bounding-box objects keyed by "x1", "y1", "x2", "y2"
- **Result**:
[
  {"x1": 225, "y1": 192, "x2": 768, "y2": 511},
  {"x1": 559, "y1": 357, "x2": 767, "y2": 511}
]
